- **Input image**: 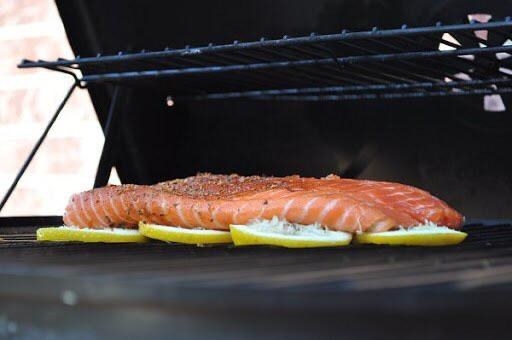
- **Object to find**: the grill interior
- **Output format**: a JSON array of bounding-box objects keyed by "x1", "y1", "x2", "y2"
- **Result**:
[{"x1": 19, "y1": 19, "x2": 512, "y2": 101}]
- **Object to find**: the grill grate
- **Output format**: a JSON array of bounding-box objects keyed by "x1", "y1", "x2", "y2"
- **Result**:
[
  {"x1": 1, "y1": 221, "x2": 511, "y2": 302},
  {"x1": 18, "y1": 19, "x2": 512, "y2": 101},
  {"x1": 1, "y1": 219, "x2": 511, "y2": 340}
]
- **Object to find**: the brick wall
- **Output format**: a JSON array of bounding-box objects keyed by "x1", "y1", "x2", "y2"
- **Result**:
[{"x1": 0, "y1": 0, "x2": 111, "y2": 216}]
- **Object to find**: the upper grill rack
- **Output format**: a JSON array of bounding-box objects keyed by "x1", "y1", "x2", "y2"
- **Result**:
[{"x1": 18, "y1": 19, "x2": 512, "y2": 101}]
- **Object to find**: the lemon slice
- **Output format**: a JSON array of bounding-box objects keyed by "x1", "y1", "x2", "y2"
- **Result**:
[
  {"x1": 355, "y1": 224, "x2": 467, "y2": 246},
  {"x1": 138, "y1": 222, "x2": 232, "y2": 245},
  {"x1": 36, "y1": 226, "x2": 147, "y2": 243},
  {"x1": 230, "y1": 218, "x2": 352, "y2": 248}
]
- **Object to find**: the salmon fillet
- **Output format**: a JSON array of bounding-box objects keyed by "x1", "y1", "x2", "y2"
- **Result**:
[{"x1": 63, "y1": 174, "x2": 463, "y2": 233}]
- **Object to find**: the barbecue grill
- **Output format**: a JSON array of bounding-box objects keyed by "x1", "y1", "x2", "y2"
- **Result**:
[{"x1": 1, "y1": 1, "x2": 512, "y2": 338}]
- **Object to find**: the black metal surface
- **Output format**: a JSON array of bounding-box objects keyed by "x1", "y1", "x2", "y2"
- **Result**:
[
  {"x1": 18, "y1": 20, "x2": 512, "y2": 101},
  {"x1": 0, "y1": 220, "x2": 511, "y2": 338},
  {"x1": 0, "y1": 216, "x2": 63, "y2": 230},
  {"x1": 0, "y1": 221, "x2": 510, "y2": 298}
]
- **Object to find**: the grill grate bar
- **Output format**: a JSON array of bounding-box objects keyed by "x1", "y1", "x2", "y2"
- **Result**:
[{"x1": 18, "y1": 21, "x2": 512, "y2": 68}]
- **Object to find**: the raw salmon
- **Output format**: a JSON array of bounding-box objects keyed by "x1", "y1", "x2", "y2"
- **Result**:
[{"x1": 63, "y1": 174, "x2": 463, "y2": 233}]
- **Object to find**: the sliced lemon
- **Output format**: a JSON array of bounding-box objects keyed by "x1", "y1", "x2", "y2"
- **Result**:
[
  {"x1": 355, "y1": 224, "x2": 467, "y2": 246},
  {"x1": 138, "y1": 222, "x2": 232, "y2": 245},
  {"x1": 229, "y1": 220, "x2": 352, "y2": 248},
  {"x1": 36, "y1": 226, "x2": 147, "y2": 243}
]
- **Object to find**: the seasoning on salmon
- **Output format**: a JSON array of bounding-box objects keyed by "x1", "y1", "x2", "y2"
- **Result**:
[{"x1": 63, "y1": 174, "x2": 464, "y2": 233}]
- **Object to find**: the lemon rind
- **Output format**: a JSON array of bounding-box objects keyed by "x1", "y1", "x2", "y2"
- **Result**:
[
  {"x1": 355, "y1": 229, "x2": 467, "y2": 246},
  {"x1": 36, "y1": 226, "x2": 147, "y2": 243}
]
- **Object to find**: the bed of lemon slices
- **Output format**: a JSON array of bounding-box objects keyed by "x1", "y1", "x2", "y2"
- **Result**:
[
  {"x1": 138, "y1": 222, "x2": 232, "y2": 245},
  {"x1": 38, "y1": 220, "x2": 466, "y2": 247},
  {"x1": 36, "y1": 226, "x2": 147, "y2": 243}
]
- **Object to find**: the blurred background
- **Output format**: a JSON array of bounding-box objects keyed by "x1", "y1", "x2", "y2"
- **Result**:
[{"x1": 0, "y1": 0, "x2": 115, "y2": 216}]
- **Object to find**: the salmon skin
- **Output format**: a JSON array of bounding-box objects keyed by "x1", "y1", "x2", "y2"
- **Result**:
[{"x1": 63, "y1": 174, "x2": 463, "y2": 233}]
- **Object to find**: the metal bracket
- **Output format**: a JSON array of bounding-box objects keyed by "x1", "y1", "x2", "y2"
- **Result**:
[{"x1": 93, "y1": 86, "x2": 124, "y2": 188}]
